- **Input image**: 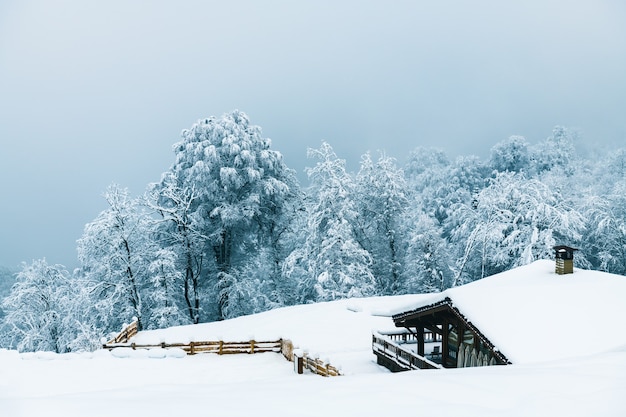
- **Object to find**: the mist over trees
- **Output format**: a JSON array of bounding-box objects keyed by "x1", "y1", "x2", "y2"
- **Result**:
[{"x1": 2, "y1": 111, "x2": 625, "y2": 352}]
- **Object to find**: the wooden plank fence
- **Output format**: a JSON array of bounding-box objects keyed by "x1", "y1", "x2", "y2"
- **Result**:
[
  {"x1": 105, "y1": 340, "x2": 283, "y2": 355},
  {"x1": 103, "y1": 322, "x2": 340, "y2": 377},
  {"x1": 296, "y1": 352, "x2": 341, "y2": 377},
  {"x1": 106, "y1": 320, "x2": 139, "y2": 345}
]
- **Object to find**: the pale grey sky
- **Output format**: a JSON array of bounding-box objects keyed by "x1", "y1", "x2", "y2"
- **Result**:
[{"x1": 1, "y1": 0, "x2": 625, "y2": 268}]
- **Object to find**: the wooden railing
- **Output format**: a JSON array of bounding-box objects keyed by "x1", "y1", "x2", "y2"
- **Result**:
[
  {"x1": 105, "y1": 320, "x2": 139, "y2": 345},
  {"x1": 102, "y1": 325, "x2": 340, "y2": 377},
  {"x1": 305, "y1": 356, "x2": 340, "y2": 377},
  {"x1": 372, "y1": 331, "x2": 442, "y2": 371},
  {"x1": 381, "y1": 328, "x2": 441, "y2": 344},
  {"x1": 104, "y1": 339, "x2": 283, "y2": 355},
  {"x1": 293, "y1": 350, "x2": 341, "y2": 377},
  {"x1": 381, "y1": 328, "x2": 417, "y2": 344}
]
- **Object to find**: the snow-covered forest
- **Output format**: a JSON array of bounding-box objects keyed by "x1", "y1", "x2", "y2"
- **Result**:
[{"x1": 2, "y1": 110, "x2": 625, "y2": 353}]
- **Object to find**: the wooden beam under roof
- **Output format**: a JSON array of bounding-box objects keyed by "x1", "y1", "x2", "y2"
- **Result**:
[{"x1": 392, "y1": 297, "x2": 511, "y2": 367}]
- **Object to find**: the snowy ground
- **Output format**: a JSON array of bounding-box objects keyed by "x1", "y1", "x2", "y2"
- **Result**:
[{"x1": 2, "y1": 294, "x2": 625, "y2": 416}]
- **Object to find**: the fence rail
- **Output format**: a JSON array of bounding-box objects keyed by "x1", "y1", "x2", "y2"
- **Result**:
[
  {"x1": 103, "y1": 323, "x2": 340, "y2": 377},
  {"x1": 104, "y1": 339, "x2": 283, "y2": 355},
  {"x1": 293, "y1": 350, "x2": 341, "y2": 377},
  {"x1": 106, "y1": 320, "x2": 139, "y2": 345},
  {"x1": 372, "y1": 331, "x2": 442, "y2": 371},
  {"x1": 381, "y1": 328, "x2": 441, "y2": 344}
]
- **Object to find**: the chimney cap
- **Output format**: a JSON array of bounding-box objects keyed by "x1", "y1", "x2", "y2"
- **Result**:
[
  {"x1": 553, "y1": 245, "x2": 578, "y2": 262},
  {"x1": 553, "y1": 245, "x2": 578, "y2": 252}
]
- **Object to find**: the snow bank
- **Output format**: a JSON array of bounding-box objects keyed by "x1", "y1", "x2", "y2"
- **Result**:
[
  {"x1": 131, "y1": 294, "x2": 429, "y2": 374},
  {"x1": 1, "y1": 277, "x2": 626, "y2": 417}
]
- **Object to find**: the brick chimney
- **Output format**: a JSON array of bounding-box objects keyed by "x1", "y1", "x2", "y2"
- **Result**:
[{"x1": 553, "y1": 245, "x2": 578, "y2": 275}]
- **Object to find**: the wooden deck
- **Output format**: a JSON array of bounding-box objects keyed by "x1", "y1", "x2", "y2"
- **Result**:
[{"x1": 372, "y1": 331, "x2": 442, "y2": 372}]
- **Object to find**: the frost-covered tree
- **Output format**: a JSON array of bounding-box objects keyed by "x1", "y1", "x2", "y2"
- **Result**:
[
  {"x1": 0, "y1": 266, "x2": 17, "y2": 325},
  {"x1": 402, "y1": 213, "x2": 450, "y2": 293},
  {"x1": 530, "y1": 126, "x2": 577, "y2": 175},
  {"x1": 1, "y1": 259, "x2": 71, "y2": 353},
  {"x1": 579, "y1": 149, "x2": 626, "y2": 274},
  {"x1": 401, "y1": 148, "x2": 481, "y2": 292},
  {"x1": 426, "y1": 155, "x2": 489, "y2": 243},
  {"x1": 404, "y1": 148, "x2": 488, "y2": 233},
  {"x1": 60, "y1": 271, "x2": 106, "y2": 352},
  {"x1": 405, "y1": 147, "x2": 450, "y2": 189},
  {"x1": 164, "y1": 110, "x2": 300, "y2": 320},
  {"x1": 354, "y1": 152, "x2": 409, "y2": 294},
  {"x1": 489, "y1": 135, "x2": 531, "y2": 173},
  {"x1": 404, "y1": 148, "x2": 450, "y2": 214},
  {"x1": 148, "y1": 248, "x2": 189, "y2": 329},
  {"x1": 77, "y1": 184, "x2": 155, "y2": 332},
  {"x1": 608, "y1": 148, "x2": 626, "y2": 181},
  {"x1": 217, "y1": 247, "x2": 285, "y2": 319},
  {"x1": 449, "y1": 172, "x2": 585, "y2": 285},
  {"x1": 146, "y1": 174, "x2": 207, "y2": 324},
  {"x1": 444, "y1": 155, "x2": 489, "y2": 215},
  {"x1": 284, "y1": 142, "x2": 375, "y2": 302},
  {"x1": 587, "y1": 147, "x2": 626, "y2": 196},
  {"x1": 582, "y1": 183, "x2": 626, "y2": 275}
]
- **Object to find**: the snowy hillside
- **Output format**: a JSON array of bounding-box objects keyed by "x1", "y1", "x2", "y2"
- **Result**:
[{"x1": 2, "y1": 262, "x2": 626, "y2": 416}]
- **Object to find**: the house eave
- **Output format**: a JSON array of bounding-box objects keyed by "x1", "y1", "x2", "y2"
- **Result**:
[{"x1": 392, "y1": 297, "x2": 511, "y2": 366}]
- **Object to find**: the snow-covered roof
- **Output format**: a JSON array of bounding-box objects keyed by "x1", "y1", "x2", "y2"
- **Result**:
[{"x1": 391, "y1": 260, "x2": 626, "y2": 364}]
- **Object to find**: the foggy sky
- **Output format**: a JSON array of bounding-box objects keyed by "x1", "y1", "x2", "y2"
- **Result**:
[{"x1": 1, "y1": 0, "x2": 625, "y2": 268}]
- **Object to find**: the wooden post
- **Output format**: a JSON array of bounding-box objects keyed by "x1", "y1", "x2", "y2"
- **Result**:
[
  {"x1": 442, "y1": 318, "x2": 449, "y2": 368},
  {"x1": 293, "y1": 349, "x2": 304, "y2": 374},
  {"x1": 219, "y1": 340, "x2": 223, "y2": 355},
  {"x1": 416, "y1": 327, "x2": 425, "y2": 357},
  {"x1": 190, "y1": 341, "x2": 195, "y2": 355},
  {"x1": 297, "y1": 355, "x2": 304, "y2": 374},
  {"x1": 250, "y1": 340, "x2": 255, "y2": 354}
]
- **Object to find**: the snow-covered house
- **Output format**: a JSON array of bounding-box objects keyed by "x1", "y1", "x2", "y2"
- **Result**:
[{"x1": 374, "y1": 259, "x2": 626, "y2": 371}]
